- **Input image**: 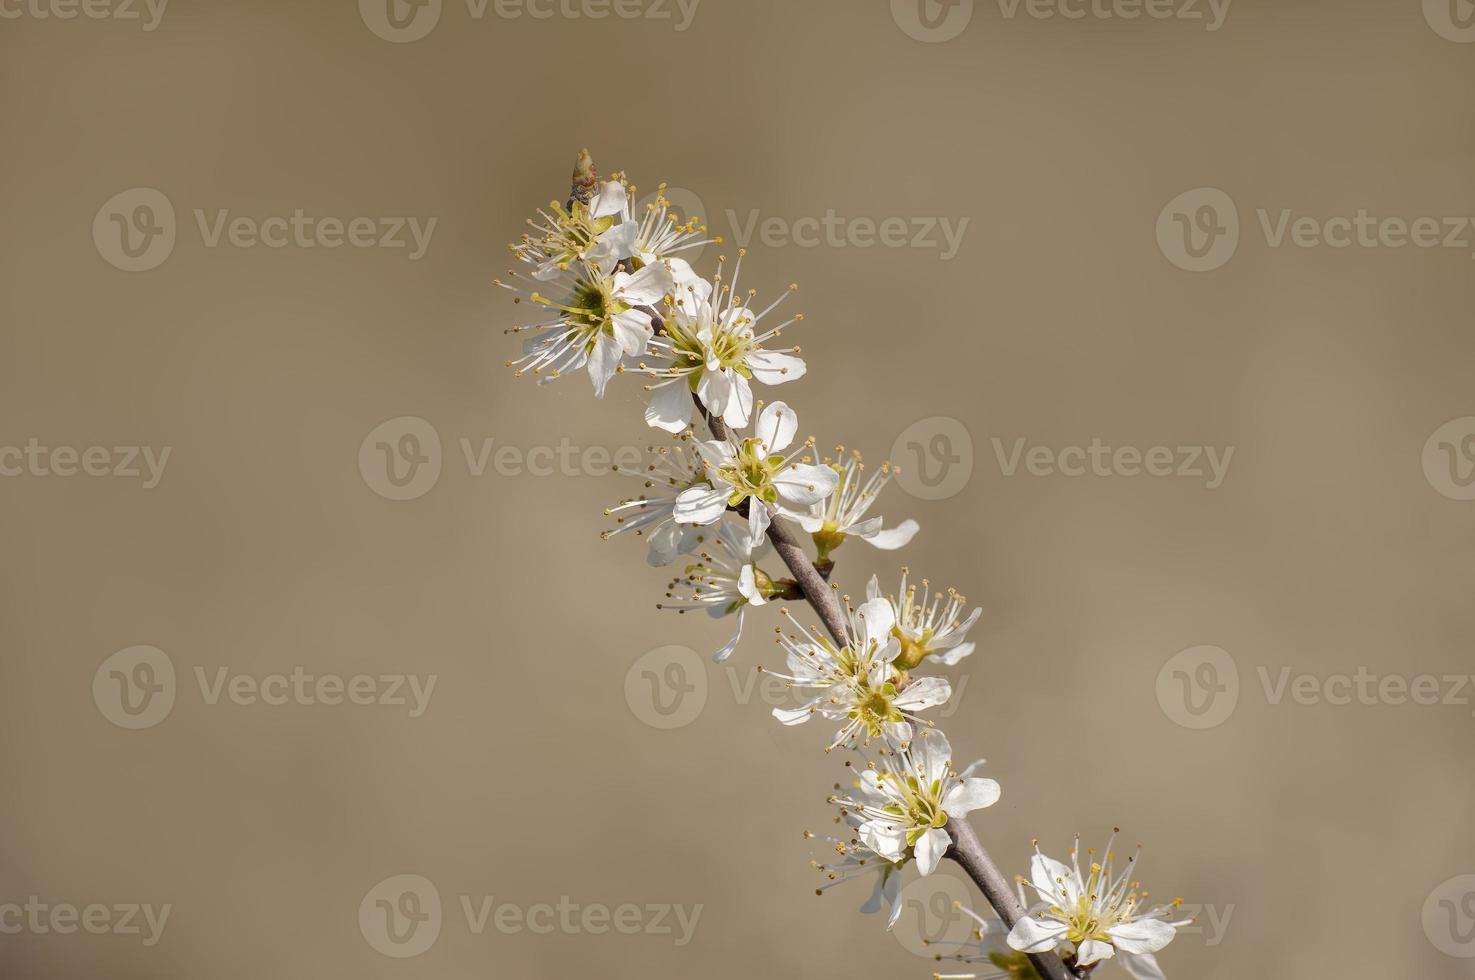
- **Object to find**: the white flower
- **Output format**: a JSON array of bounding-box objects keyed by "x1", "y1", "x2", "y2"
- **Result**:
[
  {"x1": 500, "y1": 258, "x2": 673, "y2": 397},
  {"x1": 769, "y1": 598, "x2": 951, "y2": 750},
  {"x1": 656, "y1": 520, "x2": 772, "y2": 662},
  {"x1": 804, "y1": 820, "x2": 906, "y2": 929},
  {"x1": 583, "y1": 180, "x2": 713, "y2": 285},
  {"x1": 672, "y1": 401, "x2": 838, "y2": 542},
  {"x1": 798, "y1": 447, "x2": 918, "y2": 559},
  {"x1": 638, "y1": 250, "x2": 806, "y2": 433},
  {"x1": 867, "y1": 569, "x2": 982, "y2": 670},
  {"x1": 603, "y1": 441, "x2": 710, "y2": 566},
  {"x1": 930, "y1": 906, "x2": 1035, "y2": 980},
  {"x1": 829, "y1": 730, "x2": 1000, "y2": 876},
  {"x1": 1007, "y1": 835, "x2": 1190, "y2": 975}
]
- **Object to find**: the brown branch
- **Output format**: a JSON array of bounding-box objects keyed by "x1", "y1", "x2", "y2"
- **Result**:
[{"x1": 574, "y1": 152, "x2": 1080, "y2": 980}]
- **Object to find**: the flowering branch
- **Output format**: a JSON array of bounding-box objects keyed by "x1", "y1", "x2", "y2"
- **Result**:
[{"x1": 499, "y1": 151, "x2": 1196, "y2": 980}]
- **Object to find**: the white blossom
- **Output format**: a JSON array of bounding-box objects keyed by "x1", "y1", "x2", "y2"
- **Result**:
[
  {"x1": 799, "y1": 448, "x2": 918, "y2": 558},
  {"x1": 867, "y1": 570, "x2": 982, "y2": 669},
  {"x1": 829, "y1": 730, "x2": 1000, "y2": 876},
  {"x1": 1008, "y1": 835, "x2": 1190, "y2": 975},
  {"x1": 638, "y1": 251, "x2": 806, "y2": 432},
  {"x1": 656, "y1": 519, "x2": 772, "y2": 662},
  {"x1": 768, "y1": 598, "x2": 951, "y2": 750},
  {"x1": 672, "y1": 401, "x2": 838, "y2": 542}
]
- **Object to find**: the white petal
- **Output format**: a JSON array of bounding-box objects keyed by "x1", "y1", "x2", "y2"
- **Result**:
[
  {"x1": 587, "y1": 331, "x2": 622, "y2": 398},
  {"x1": 645, "y1": 381, "x2": 693, "y2": 433},
  {"x1": 942, "y1": 777, "x2": 1000, "y2": 818},
  {"x1": 645, "y1": 523, "x2": 694, "y2": 567},
  {"x1": 1007, "y1": 914, "x2": 1069, "y2": 954},
  {"x1": 610, "y1": 309, "x2": 653, "y2": 355},
  {"x1": 746, "y1": 349, "x2": 807, "y2": 386},
  {"x1": 1077, "y1": 939, "x2": 1115, "y2": 966},
  {"x1": 673, "y1": 485, "x2": 727, "y2": 525},
  {"x1": 914, "y1": 828, "x2": 949, "y2": 876},
  {"x1": 896, "y1": 676, "x2": 951, "y2": 712},
  {"x1": 1107, "y1": 919, "x2": 1179, "y2": 955},
  {"x1": 589, "y1": 180, "x2": 628, "y2": 219},
  {"x1": 615, "y1": 262, "x2": 672, "y2": 306},
  {"x1": 747, "y1": 502, "x2": 770, "y2": 541},
  {"x1": 852, "y1": 597, "x2": 897, "y2": 650},
  {"x1": 587, "y1": 221, "x2": 637, "y2": 268},
  {"x1": 737, "y1": 564, "x2": 767, "y2": 606},
  {"x1": 1118, "y1": 952, "x2": 1168, "y2": 980},
  {"x1": 859, "y1": 518, "x2": 919, "y2": 550},
  {"x1": 772, "y1": 462, "x2": 839, "y2": 507},
  {"x1": 755, "y1": 400, "x2": 797, "y2": 453},
  {"x1": 866, "y1": 574, "x2": 882, "y2": 601},
  {"x1": 1031, "y1": 854, "x2": 1074, "y2": 907},
  {"x1": 714, "y1": 608, "x2": 744, "y2": 662},
  {"x1": 771, "y1": 701, "x2": 818, "y2": 726},
  {"x1": 936, "y1": 642, "x2": 976, "y2": 666},
  {"x1": 718, "y1": 372, "x2": 754, "y2": 429},
  {"x1": 860, "y1": 824, "x2": 908, "y2": 863}
]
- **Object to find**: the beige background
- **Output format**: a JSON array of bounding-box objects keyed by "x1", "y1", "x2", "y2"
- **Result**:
[{"x1": 3, "y1": 0, "x2": 1474, "y2": 977}]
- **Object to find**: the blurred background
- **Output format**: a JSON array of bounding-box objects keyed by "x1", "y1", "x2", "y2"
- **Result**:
[{"x1": 2, "y1": 0, "x2": 1473, "y2": 976}]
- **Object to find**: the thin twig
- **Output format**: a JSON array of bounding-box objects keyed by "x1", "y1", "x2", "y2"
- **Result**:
[{"x1": 584, "y1": 155, "x2": 1079, "y2": 980}]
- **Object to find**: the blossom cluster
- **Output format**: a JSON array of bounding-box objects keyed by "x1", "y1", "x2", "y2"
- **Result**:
[{"x1": 501, "y1": 153, "x2": 1190, "y2": 979}]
